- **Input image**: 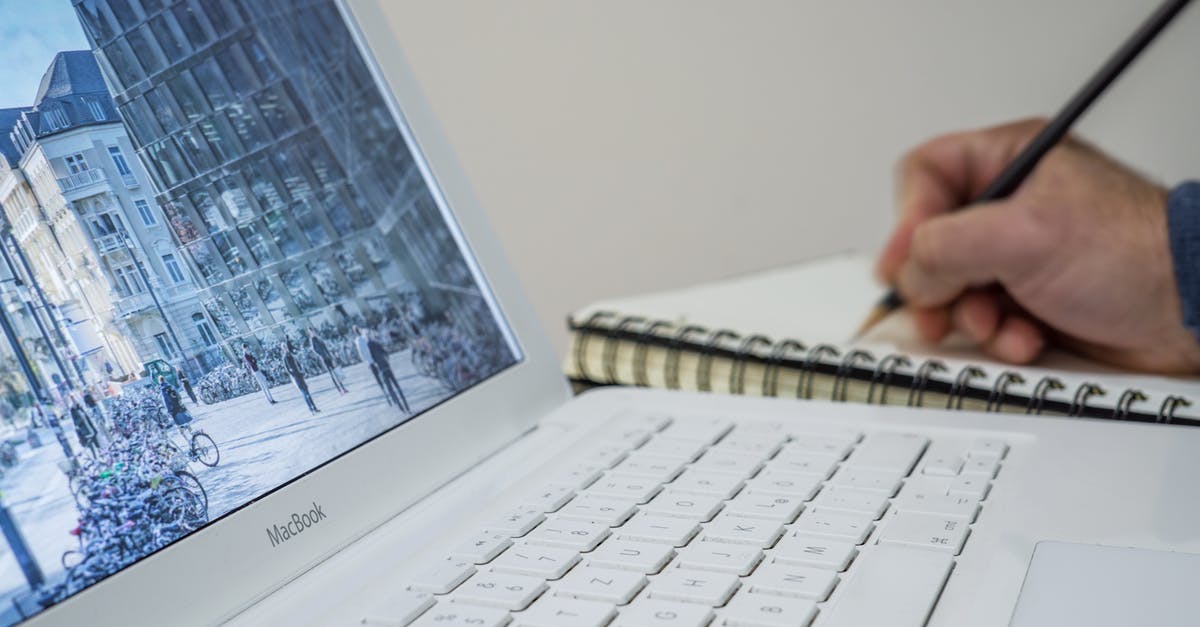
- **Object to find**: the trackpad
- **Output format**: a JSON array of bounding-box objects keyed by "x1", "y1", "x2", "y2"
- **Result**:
[{"x1": 1010, "y1": 542, "x2": 1200, "y2": 626}]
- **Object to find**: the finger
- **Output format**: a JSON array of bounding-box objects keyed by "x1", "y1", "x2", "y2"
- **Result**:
[
  {"x1": 876, "y1": 119, "x2": 1046, "y2": 283},
  {"x1": 912, "y1": 306, "x2": 951, "y2": 343},
  {"x1": 981, "y1": 313, "x2": 1045, "y2": 364},
  {"x1": 896, "y1": 201, "x2": 1042, "y2": 308},
  {"x1": 951, "y1": 290, "x2": 1001, "y2": 345}
]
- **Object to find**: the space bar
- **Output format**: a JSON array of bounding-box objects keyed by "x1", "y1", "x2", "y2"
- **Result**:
[{"x1": 822, "y1": 545, "x2": 954, "y2": 626}]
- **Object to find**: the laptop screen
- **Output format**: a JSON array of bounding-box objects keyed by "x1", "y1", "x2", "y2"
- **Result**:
[{"x1": 0, "y1": 0, "x2": 520, "y2": 621}]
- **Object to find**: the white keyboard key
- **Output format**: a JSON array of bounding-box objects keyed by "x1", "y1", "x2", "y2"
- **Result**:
[
  {"x1": 525, "y1": 484, "x2": 576, "y2": 513},
  {"x1": 734, "y1": 420, "x2": 787, "y2": 435},
  {"x1": 920, "y1": 455, "x2": 963, "y2": 477},
  {"x1": 748, "y1": 562, "x2": 838, "y2": 600},
  {"x1": 827, "y1": 467, "x2": 904, "y2": 496},
  {"x1": 765, "y1": 452, "x2": 839, "y2": 479},
  {"x1": 948, "y1": 475, "x2": 991, "y2": 500},
  {"x1": 410, "y1": 558, "x2": 476, "y2": 594},
  {"x1": 691, "y1": 449, "x2": 766, "y2": 478},
  {"x1": 772, "y1": 534, "x2": 858, "y2": 571},
  {"x1": 551, "y1": 463, "x2": 604, "y2": 490},
  {"x1": 744, "y1": 471, "x2": 822, "y2": 501},
  {"x1": 720, "y1": 591, "x2": 817, "y2": 626},
  {"x1": 810, "y1": 487, "x2": 889, "y2": 520},
  {"x1": 616, "y1": 412, "x2": 673, "y2": 433},
  {"x1": 714, "y1": 432, "x2": 786, "y2": 456},
  {"x1": 967, "y1": 438, "x2": 1008, "y2": 460},
  {"x1": 411, "y1": 602, "x2": 510, "y2": 627},
  {"x1": 515, "y1": 595, "x2": 615, "y2": 627},
  {"x1": 607, "y1": 427, "x2": 653, "y2": 449},
  {"x1": 455, "y1": 571, "x2": 547, "y2": 610},
  {"x1": 878, "y1": 512, "x2": 970, "y2": 554},
  {"x1": 617, "y1": 513, "x2": 701, "y2": 546},
  {"x1": 791, "y1": 510, "x2": 874, "y2": 544},
  {"x1": 646, "y1": 568, "x2": 740, "y2": 606},
  {"x1": 491, "y1": 544, "x2": 580, "y2": 579},
  {"x1": 782, "y1": 435, "x2": 856, "y2": 460},
  {"x1": 642, "y1": 489, "x2": 724, "y2": 521},
  {"x1": 586, "y1": 538, "x2": 676, "y2": 573},
  {"x1": 362, "y1": 588, "x2": 435, "y2": 626},
  {"x1": 488, "y1": 507, "x2": 546, "y2": 537},
  {"x1": 451, "y1": 531, "x2": 513, "y2": 564},
  {"x1": 892, "y1": 492, "x2": 980, "y2": 522},
  {"x1": 554, "y1": 566, "x2": 647, "y2": 604},
  {"x1": 582, "y1": 442, "x2": 630, "y2": 468},
  {"x1": 613, "y1": 453, "x2": 687, "y2": 483},
  {"x1": 724, "y1": 491, "x2": 804, "y2": 523},
  {"x1": 660, "y1": 417, "x2": 732, "y2": 444},
  {"x1": 669, "y1": 468, "x2": 745, "y2": 499},
  {"x1": 525, "y1": 519, "x2": 609, "y2": 551},
  {"x1": 586, "y1": 472, "x2": 662, "y2": 504},
  {"x1": 819, "y1": 544, "x2": 953, "y2": 627},
  {"x1": 675, "y1": 543, "x2": 763, "y2": 575},
  {"x1": 702, "y1": 513, "x2": 784, "y2": 548},
  {"x1": 616, "y1": 598, "x2": 713, "y2": 626},
  {"x1": 962, "y1": 456, "x2": 1000, "y2": 479},
  {"x1": 558, "y1": 495, "x2": 637, "y2": 527},
  {"x1": 639, "y1": 437, "x2": 709, "y2": 461},
  {"x1": 843, "y1": 433, "x2": 928, "y2": 474}
]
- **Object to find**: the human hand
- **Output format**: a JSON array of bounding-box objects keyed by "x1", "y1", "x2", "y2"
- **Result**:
[{"x1": 875, "y1": 118, "x2": 1200, "y2": 374}]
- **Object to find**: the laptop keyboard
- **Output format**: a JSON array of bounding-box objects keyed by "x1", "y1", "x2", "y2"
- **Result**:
[{"x1": 362, "y1": 413, "x2": 1007, "y2": 626}]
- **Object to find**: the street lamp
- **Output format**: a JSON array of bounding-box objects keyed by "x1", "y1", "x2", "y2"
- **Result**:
[{"x1": 119, "y1": 230, "x2": 188, "y2": 372}]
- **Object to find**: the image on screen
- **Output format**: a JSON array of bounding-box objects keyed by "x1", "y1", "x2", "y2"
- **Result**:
[{"x1": 0, "y1": 0, "x2": 520, "y2": 621}]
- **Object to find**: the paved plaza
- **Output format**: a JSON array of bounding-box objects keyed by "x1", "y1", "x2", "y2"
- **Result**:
[{"x1": 0, "y1": 349, "x2": 450, "y2": 622}]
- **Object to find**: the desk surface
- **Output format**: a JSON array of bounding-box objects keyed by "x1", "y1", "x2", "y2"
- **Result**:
[{"x1": 380, "y1": 0, "x2": 1200, "y2": 354}]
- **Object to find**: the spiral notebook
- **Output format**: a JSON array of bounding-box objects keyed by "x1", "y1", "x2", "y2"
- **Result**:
[{"x1": 564, "y1": 252, "x2": 1200, "y2": 425}]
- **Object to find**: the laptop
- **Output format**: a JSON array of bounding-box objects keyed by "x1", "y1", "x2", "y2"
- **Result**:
[{"x1": 10, "y1": 1, "x2": 1200, "y2": 626}]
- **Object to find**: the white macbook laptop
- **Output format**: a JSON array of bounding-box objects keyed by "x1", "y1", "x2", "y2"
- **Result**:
[{"x1": 7, "y1": 1, "x2": 1200, "y2": 626}]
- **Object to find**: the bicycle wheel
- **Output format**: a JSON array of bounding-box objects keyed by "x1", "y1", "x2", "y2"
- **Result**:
[
  {"x1": 61, "y1": 549, "x2": 84, "y2": 570},
  {"x1": 173, "y1": 470, "x2": 208, "y2": 515},
  {"x1": 189, "y1": 432, "x2": 219, "y2": 467},
  {"x1": 163, "y1": 487, "x2": 206, "y2": 530}
]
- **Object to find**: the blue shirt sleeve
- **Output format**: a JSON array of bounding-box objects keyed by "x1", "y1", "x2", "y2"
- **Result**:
[{"x1": 1167, "y1": 181, "x2": 1200, "y2": 341}]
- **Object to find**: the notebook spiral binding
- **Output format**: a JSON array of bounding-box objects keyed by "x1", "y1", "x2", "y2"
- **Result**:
[{"x1": 569, "y1": 312, "x2": 1198, "y2": 426}]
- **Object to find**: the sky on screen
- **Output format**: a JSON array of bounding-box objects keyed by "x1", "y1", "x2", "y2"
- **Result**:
[{"x1": 0, "y1": 1, "x2": 91, "y2": 109}]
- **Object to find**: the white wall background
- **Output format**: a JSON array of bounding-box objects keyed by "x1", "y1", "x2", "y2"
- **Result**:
[{"x1": 376, "y1": 0, "x2": 1200, "y2": 355}]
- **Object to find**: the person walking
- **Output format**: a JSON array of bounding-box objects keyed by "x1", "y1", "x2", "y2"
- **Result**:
[
  {"x1": 241, "y1": 343, "x2": 277, "y2": 404},
  {"x1": 159, "y1": 375, "x2": 198, "y2": 447},
  {"x1": 282, "y1": 341, "x2": 320, "y2": 415},
  {"x1": 69, "y1": 400, "x2": 100, "y2": 456},
  {"x1": 177, "y1": 366, "x2": 198, "y2": 404},
  {"x1": 356, "y1": 326, "x2": 409, "y2": 412},
  {"x1": 81, "y1": 389, "x2": 111, "y2": 447},
  {"x1": 307, "y1": 328, "x2": 347, "y2": 394}
]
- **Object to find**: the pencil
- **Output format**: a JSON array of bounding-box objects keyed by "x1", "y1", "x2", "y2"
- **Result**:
[{"x1": 854, "y1": 0, "x2": 1194, "y2": 339}]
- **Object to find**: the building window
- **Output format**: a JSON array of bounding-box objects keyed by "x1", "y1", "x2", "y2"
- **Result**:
[
  {"x1": 193, "y1": 313, "x2": 217, "y2": 347},
  {"x1": 114, "y1": 264, "x2": 145, "y2": 295},
  {"x1": 45, "y1": 106, "x2": 69, "y2": 130},
  {"x1": 86, "y1": 99, "x2": 106, "y2": 121},
  {"x1": 65, "y1": 153, "x2": 89, "y2": 174},
  {"x1": 134, "y1": 199, "x2": 156, "y2": 226},
  {"x1": 108, "y1": 146, "x2": 133, "y2": 176},
  {"x1": 162, "y1": 253, "x2": 186, "y2": 283},
  {"x1": 92, "y1": 213, "x2": 120, "y2": 237},
  {"x1": 154, "y1": 333, "x2": 177, "y2": 359}
]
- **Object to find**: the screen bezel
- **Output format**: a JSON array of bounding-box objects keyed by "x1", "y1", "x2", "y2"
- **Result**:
[{"x1": 28, "y1": 1, "x2": 568, "y2": 624}]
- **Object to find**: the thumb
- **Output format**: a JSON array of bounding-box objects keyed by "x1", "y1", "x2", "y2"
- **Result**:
[{"x1": 896, "y1": 202, "x2": 1044, "y2": 308}]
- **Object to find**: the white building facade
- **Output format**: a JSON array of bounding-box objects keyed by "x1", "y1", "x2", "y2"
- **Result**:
[{"x1": 0, "y1": 51, "x2": 217, "y2": 382}]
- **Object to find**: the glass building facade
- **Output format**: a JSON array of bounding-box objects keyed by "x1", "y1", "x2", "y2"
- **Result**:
[{"x1": 72, "y1": 0, "x2": 512, "y2": 361}]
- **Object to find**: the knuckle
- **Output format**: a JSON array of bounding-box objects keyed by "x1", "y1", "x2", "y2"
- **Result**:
[{"x1": 909, "y1": 223, "x2": 944, "y2": 273}]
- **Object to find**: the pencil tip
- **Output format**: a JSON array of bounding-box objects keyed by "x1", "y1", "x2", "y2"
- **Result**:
[{"x1": 852, "y1": 306, "x2": 891, "y2": 341}]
